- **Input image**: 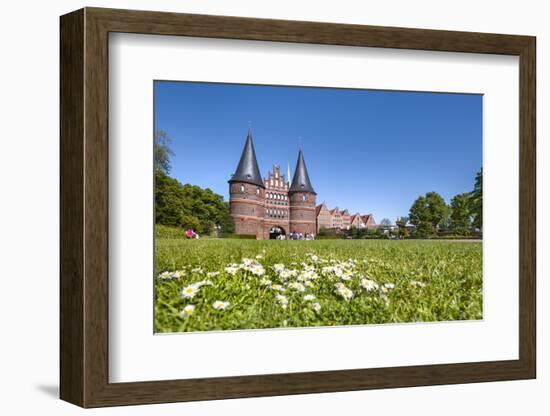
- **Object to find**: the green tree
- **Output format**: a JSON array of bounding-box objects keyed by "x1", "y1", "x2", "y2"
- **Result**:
[
  {"x1": 409, "y1": 196, "x2": 428, "y2": 226},
  {"x1": 409, "y1": 192, "x2": 449, "y2": 232},
  {"x1": 469, "y1": 168, "x2": 483, "y2": 230},
  {"x1": 380, "y1": 218, "x2": 392, "y2": 226},
  {"x1": 154, "y1": 130, "x2": 175, "y2": 174},
  {"x1": 155, "y1": 171, "x2": 234, "y2": 235},
  {"x1": 450, "y1": 192, "x2": 472, "y2": 233},
  {"x1": 413, "y1": 221, "x2": 433, "y2": 238},
  {"x1": 425, "y1": 192, "x2": 449, "y2": 230},
  {"x1": 396, "y1": 216, "x2": 409, "y2": 237}
]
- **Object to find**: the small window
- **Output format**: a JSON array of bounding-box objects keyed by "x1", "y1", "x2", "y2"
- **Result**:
[
  {"x1": 302, "y1": 195, "x2": 307, "y2": 201},
  {"x1": 240, "y1": 185, "x2": 245, "y2": 192},
  {"x1": 256, "y1": 188, "x2": 260, "y2": 195}
]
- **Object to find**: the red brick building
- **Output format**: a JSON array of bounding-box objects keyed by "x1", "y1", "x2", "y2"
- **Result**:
[
  {"x1": 315, "y1": 206, "x2": 377, "y2": 232},
  {"x1": 229, "y1": 131, "x2": 317, "y2": 239}
]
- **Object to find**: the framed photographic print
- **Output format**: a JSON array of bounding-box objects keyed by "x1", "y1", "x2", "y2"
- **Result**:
[{"x1": 60, "y1": 7, "x2": 536, "y2": 408}]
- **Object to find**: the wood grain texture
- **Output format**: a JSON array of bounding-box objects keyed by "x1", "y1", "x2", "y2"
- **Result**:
[
  {"x1": 59, "y1": 7, "x2": 537, "y2": 408},
  {"x1": 59, "y1": 8, "x2": 84, "y2": 406}
]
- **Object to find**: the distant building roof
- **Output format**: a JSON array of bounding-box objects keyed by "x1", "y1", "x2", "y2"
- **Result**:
[
  {"x1": 361, "y1": 214, "x2": 374, "y2": 224},
  {"x1": 315, "y1": 203, "x2": 326, "y2": 216}
]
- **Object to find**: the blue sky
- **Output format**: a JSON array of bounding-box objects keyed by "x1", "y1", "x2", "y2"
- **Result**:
[{"x1": 154, "y1": 81, "x2": 482, "y2": 222}]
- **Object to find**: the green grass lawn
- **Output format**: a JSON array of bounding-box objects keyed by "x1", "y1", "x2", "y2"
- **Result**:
[{"x1": 155, "y1": 238, "x2": 482, "y2": 333}]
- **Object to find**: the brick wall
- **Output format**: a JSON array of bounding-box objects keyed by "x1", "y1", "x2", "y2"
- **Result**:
[
  {"x1": 229, "y1": 182, "x2": 265, "y2": 238},
  {"x1": 289, "y1": 191, "x2": 317, "y2": 235}
]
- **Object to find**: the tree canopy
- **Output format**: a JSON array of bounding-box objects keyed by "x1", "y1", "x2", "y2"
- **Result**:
[
  {"x1": 449, "y1": 192, "x2": 472, "y2": 233},
  {"x1": 155, "y1": 170, "x2": 234, "y2": 235},
  {"x1": 154, "y1": 130, "x2": 175, "y2": 174},
  {"x1": 409, "y1": 191, "x2": 449, "y2": 233},
  {"x1": 407, "y1": 168, "x2": 482, "y2": 237},
  {"x1": 153, "y1": 134, "x2": 234, "y2": 235},
  {"x1": 469, "y1": 168, "x2": 482, "y2": 230}
]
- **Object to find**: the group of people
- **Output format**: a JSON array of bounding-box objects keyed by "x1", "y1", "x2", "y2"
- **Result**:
[
  {"x1": 184, "y1": 227, "x2": 315, "y2": 241},
  {"x1": 185, "y1": 229, "x2": 200, "y2": 239},
  {"x1": 286, "y1": 231, "x2": 315, "y2": 241}
]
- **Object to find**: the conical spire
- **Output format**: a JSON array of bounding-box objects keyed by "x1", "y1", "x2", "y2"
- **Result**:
[
  {"x1": 286, "y1": 162, "x2": 292, "y2": 187},
  {"x1": 228, "y1": 130, "x2": 265, "y2": 188},
  {"x1": 289, "y1": 148, "x2": 316, "y2": 194}
]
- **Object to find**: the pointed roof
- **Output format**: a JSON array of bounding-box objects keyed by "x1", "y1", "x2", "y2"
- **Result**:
[
  {"x1": 228, "y1": 130, "x2": 265, "y2": 188},
  {"x1": 286, "y1": 162, "x2": 292, "y2": 186},
  {"x1": 289, "y1": 148, "x2": 316, "y2": 194},
  {"x1": 315, "y1": 202, "x2": 328, "y2": 216}
]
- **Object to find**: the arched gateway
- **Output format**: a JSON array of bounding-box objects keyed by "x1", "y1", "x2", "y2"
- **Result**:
[{"x1": 269, "y1": 226, "x2": 286, "y2": 240}]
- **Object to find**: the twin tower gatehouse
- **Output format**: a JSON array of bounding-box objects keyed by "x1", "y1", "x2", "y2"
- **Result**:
[{"x1": 228, "y1": 130, "x2": 317, "y2": 239}]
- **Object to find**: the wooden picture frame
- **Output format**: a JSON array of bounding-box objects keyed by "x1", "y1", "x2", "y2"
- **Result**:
[{"x1": 60, "y1": 7, "x2": 536, "y2": 408}]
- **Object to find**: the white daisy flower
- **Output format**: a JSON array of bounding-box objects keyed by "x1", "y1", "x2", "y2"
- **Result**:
[
  {"x1": 271, "y1": 284, "x2": 285, "y2": 292},
  {"x1": 158, "y1": 271, "x2": 173, "y2": 280},
  {"x1": 191, "y1": 267, "x2": 203, "y2": 273},
  {"x1": 250, "y1": 264, "x2": 265, "y2": 276},
  {"x1": 279, "y1": 270, "x2": 291, "y2": 280},
  {"x1": 307, "y1": 270, "x2": 319, "y2": 280},
  {"x1": 181, "y1": 284, "x2": 199, "y2": 299},
  {"x1": 410, "y1": 280, "x2": 426, "y2": 288},
  {"x1": 336, "y1": 284, "x2": 353, "y2": 301},
  {"x1": 260, "y1": 278, "x2": 272, "y2": 286},
  {"x1": 273, "y1": 264, "x2": 285, "y2": 273},
  {"x1": 212, "y1": 300, "x2": 230, "y2": 310},
  {"x1": 303, "y1": 294, "x2": 316, "y2": 301},
  {"x1": 241, "y1": 258, "x2": 254, "y2": 266},
  {"x1": 179, "y1": 304, "x2": 195, "y2": 318},
  {"x1": 206, "y1": 271, "x2": 220, "y2": 277},
  {"x1": 312, "y1": 302, "x2": 321, "y2": 312},
  {"x1": 288, "y1": 281, "x2": 306, "y2": 292},
  {"x1": 360, "y1": 278, "x2": 379, "y2": 292},
  {"x1": 341, "y1": 271, "x2": 353, "y2": 281},
  {"x1": 381, "y1": 283, "x2": 395, "y2": 293},
  {"x1": 305, "y1": 280, "x2": 315, "y2": 288},
  {"x1": 224, "y1": 265, "x2": 239, "y2": 275},
  {"x1": 275, "y1": 294, "x2": 288, "y2": 309}
]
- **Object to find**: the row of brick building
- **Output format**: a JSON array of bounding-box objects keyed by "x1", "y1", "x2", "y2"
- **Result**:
[{"x1": 315, "y1": 202, "x2": 376, "y2": 232}]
